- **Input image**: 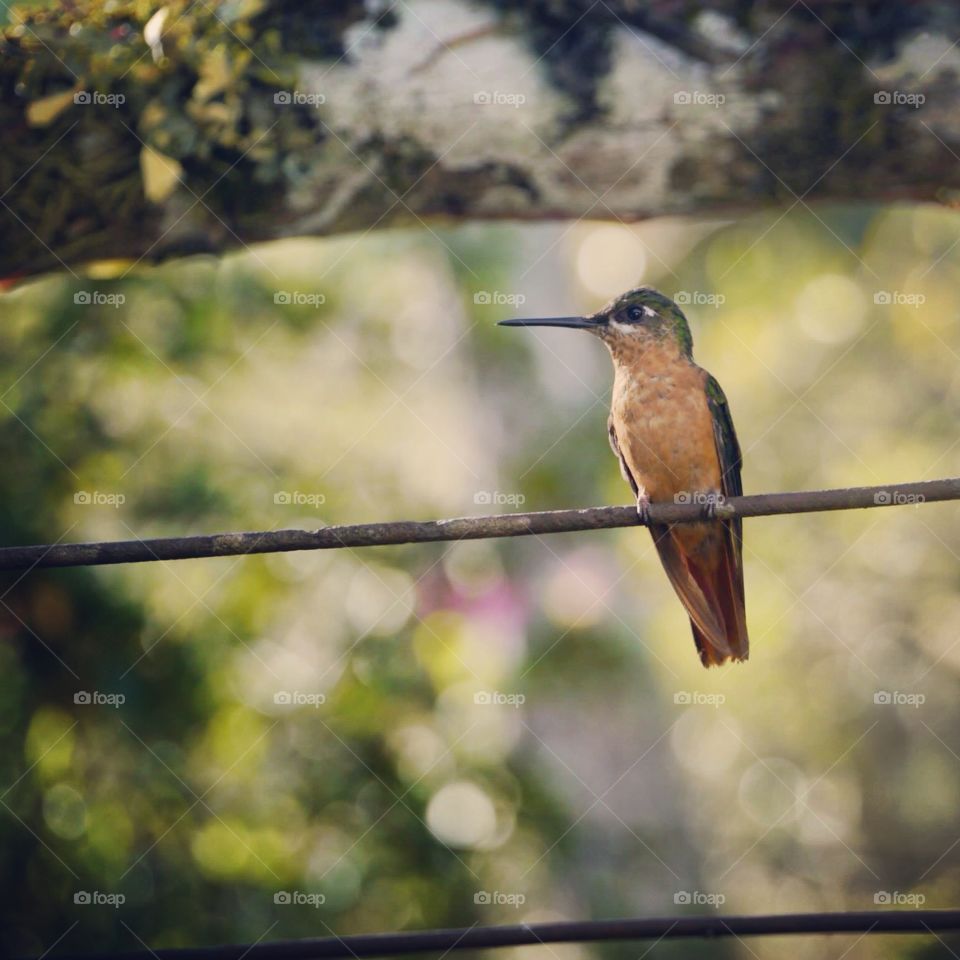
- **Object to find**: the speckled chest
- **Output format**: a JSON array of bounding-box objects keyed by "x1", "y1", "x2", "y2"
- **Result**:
[{"x1": 608, "y1": 340, "x2": 720, "y2": 500}]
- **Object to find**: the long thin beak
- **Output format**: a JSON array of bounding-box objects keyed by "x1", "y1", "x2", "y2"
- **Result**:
[{"x1": 498, "y1": 315, "x2": 602, "y2": 329}]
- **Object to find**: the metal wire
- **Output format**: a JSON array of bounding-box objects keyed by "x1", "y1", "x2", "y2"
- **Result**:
[
  {"x1": 0, "y1": 478, "x2": 955, "y2": 571},
  {"x1": 31, "y1": 911, "x2": 960, "y2": 960}
]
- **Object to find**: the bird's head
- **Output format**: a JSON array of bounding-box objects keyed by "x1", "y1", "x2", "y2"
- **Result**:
[{"x1": 499, "y1": 286, "x2": 693, "y2": 360}]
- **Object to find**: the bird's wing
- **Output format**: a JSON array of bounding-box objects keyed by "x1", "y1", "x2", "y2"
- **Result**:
[
  {"x1": 608, "y1": 417, "x2": 639, "y2": 497},
  {"x1": 704, "y1": 373, "x2": 743, "y2": 543},
  {"x1": 694, "y1": 372, "x2": 748, "y2": 663}
]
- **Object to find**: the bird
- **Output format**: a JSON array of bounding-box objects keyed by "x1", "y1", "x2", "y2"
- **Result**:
[{"x1": 499, "y1": 286, "x2": 748, "y2": 667}]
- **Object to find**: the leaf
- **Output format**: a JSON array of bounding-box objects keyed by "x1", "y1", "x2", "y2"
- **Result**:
[
  {"x1": 26, "y1": 88, "x2": 78, "y2": 127},
  {"x1": 140, "y1": 145, "x2": 184, "y2": 203},
  {"x1": 193, "y1": 45, "x2": 233, "y2": 102},
  {"x1": 143, "y1": 6, "x2": 169, "y2": 63}
]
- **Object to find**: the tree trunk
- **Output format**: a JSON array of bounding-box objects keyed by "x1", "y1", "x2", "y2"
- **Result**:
[{"x1": 3, "y1": 1, "x2": 959, "y2": 280}]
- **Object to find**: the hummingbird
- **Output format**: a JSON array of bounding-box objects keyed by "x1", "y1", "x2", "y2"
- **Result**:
[{"x1": 500, "y1": 287, "x2": 748, "y2": 667}]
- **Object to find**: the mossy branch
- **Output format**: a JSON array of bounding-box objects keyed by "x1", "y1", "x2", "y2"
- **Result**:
[{"x1": 3, "y1": 2, "x2": 960, "y2": 280}]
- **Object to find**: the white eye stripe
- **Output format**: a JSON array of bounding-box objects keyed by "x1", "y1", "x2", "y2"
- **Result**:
[{"x1": 643, "y1": 306, "x2": 656, "y2": 319}]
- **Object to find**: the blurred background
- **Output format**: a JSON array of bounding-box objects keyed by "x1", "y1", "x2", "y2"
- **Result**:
[{"x1": 2, "y1": 205, "x2": 960, "y2": 960}]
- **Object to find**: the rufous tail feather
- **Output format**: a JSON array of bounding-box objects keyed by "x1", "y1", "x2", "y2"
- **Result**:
[{"x1": 650, "y1": 522, "x2": 748, "y2": 667}]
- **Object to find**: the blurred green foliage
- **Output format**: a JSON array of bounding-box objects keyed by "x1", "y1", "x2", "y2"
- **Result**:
[{"x1": 2, "y1": 207, "x2": 960, "y2": 960}]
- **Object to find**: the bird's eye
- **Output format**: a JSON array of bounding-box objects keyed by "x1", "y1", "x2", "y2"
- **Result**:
[{"x1": 627, "y1": 305, "x2": 644, "y2": 322}]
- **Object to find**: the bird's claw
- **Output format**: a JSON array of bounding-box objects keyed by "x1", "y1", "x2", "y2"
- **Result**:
[
  {"x1": 636, "y1": 495, "x2": 652, "y2": 525},
  {"x1": 701, "y1": 492, "x2": 724, "y2": 520}
]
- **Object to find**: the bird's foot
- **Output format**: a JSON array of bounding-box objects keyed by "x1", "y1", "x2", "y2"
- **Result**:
[
  {"x1": 636, "y1": 493, "x2": 652, "y2": 525},
  {"x1": 701, "y1": 491, "x2": 725, "y2": 520}
]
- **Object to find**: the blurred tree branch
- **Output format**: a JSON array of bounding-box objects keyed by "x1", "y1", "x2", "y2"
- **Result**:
[{"x1": 3, "y1": 0, "x2": 960, "y2": 280}]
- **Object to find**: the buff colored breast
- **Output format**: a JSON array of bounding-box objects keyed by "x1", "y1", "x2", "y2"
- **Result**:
[{"x1": 609, "y1": 339, "x2": 720, "y2": 503}]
